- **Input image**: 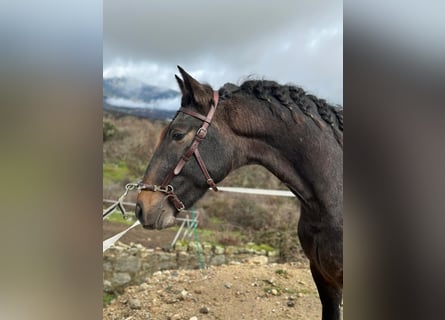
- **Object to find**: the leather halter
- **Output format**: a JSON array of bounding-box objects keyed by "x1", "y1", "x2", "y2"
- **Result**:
[{"x1": 138, "y1": 91, "x2": 220, "y2": 211}]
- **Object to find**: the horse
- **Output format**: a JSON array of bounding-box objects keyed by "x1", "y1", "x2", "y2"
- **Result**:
[{"x1": 135, "y1": 66, "x2": 343, "y2": 320}]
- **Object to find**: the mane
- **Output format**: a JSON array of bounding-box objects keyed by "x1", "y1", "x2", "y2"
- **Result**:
[{"x1": 220, "y1": 80, "x2": 343, "y2": 147}]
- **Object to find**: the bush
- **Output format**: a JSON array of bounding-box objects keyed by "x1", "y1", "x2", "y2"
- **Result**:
[
  {"x1": 253, "y1": 229, "x2": 303, "y2": 263},
  {"x1": 103, "y1": 121, "x2": 118, "y2": 141},
  {"x1": 226, "y1": 199, "x2": 269, "y2": 230}
]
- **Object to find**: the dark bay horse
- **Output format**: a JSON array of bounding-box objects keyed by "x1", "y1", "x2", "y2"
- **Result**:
[{"x1": 136, "y1": 66, "x2": 343, "y2": 320}]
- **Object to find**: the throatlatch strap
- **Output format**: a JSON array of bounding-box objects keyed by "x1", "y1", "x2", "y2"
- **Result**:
[{"x1": 194, "y1": 148, "x2": 218, "y2": 191}]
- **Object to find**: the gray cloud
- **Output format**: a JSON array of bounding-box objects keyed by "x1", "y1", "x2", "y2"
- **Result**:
[{"x1": 104, "y1": 0, "x2": 342, "y2": 104}]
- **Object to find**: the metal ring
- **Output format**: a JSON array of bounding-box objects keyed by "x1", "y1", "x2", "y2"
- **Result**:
[{"x1": 125, "y1": 183, "x2": 138, "y2": 190}]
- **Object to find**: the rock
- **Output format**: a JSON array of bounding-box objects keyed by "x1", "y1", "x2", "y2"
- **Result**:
[
  {"x1": 211, "y1": 255, "x2": 226, "y2": 265},
  {"x1": 177, "y1": 251, "x2": 190, "y2": 263},
  {"x1": 224, "y1": 282, "x2": 232, "y2": 289},
  {"x1": 201, "y1": 242, "x2": 213, "y2": 254},
  {"x1": 271, "y1": 289, "x2": 278, "y2": 296},
  {"x1": 189, "y1": 317, "x2": 198, "y2": 320},
  {"x1": 287, "y1": 300, "x2": 296, "y2": 307},
  {"x1": 213, "y1": 245, "x2": 225, "y2": 255},
  {"x1": 139, "y1": 282, "x2": 150, "y2": 291},
  {"x1": 194, "y1": 287, "x2": 203, "y2": 294},
  {"x1": 175, "y1": 241, "x2": 188, "y2": 252},
  {"x1": 103, "y1": 280, "x2": 113, "y2": 293},
  {"x1": 180, "y1": 289, "x2": 189, "y2": 300},
  {"x1": 115, "y1": 255, "x2": 141, "y2": 272},
  {"x1": 166, "y1": 298, "x2": 179, "y2": 304},
  {"x1": 224, "y1": 246, "x2": 237, "y2": 255},
  {"x1": 188, "y1": 241, "x2": 202, "y2": 253},
  {"x1": 103, "y1": 261, "x2": 113, "y2": 272},
  {"x1": 246, "y1": 256, "x2": 268, "y2": 265},
  {"x1": 112, "y1": 272, "x2": 131, "y2": 286},
  {"x1": 129, "y1": 298, "x2": 141, "y2": 310},
  {"x1": 199, "y1": 306, "x2": 210, "y2": 314},
  {"x1": 267, "y1": 250, "x2": 278, "y2": 257},
  {"x1": 170, "y1": 314, "x2": 181, "y2": 320}
]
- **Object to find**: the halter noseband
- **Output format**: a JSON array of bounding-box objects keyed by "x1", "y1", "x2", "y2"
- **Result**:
[{"x1": 138, "y1": 91, "x2": 220, "y2": 211}]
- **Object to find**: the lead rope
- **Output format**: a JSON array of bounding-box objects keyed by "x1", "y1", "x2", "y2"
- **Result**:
[
  {"x1": 103, "y1": 184, "x2": 207, "y2": 272},
  {"x1": 192, "y1": 208, "x2": 205, "y2": 274}
]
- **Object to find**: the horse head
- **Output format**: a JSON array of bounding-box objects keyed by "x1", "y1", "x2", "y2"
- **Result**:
[{"x1": 135, "y1": 66, "x2": 233, "y2": 229}]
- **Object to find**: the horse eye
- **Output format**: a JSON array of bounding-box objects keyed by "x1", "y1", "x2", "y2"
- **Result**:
[{"x1": 172, "y1": 131, "x2": 185, "y2": 141}]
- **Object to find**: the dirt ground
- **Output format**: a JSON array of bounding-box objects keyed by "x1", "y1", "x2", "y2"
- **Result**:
[
  {"x1": 103, "y1": 222, "x2": 343, "y2": 320},
  {"x1": 103, "y1": 220, "x2": 179, "y2": 249},
  {"x1": 103, "y1": 262, "x2": 326, "y2": 320}
]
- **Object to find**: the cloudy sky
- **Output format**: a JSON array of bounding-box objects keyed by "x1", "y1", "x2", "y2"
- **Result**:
[{"x1": 104, "y1": 0, "x2": 343, "y2": 105}]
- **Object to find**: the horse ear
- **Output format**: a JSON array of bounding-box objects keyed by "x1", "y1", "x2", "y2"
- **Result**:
[
  {"x1": 177, "y1": 66, "x2": 213, "y2": 112},
  {"x1": 175, "y1": 74, "x2": 186, "y2": 95}
]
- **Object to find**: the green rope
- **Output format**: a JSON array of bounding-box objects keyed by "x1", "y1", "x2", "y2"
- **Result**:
[{"x1": 191, "y1": 208, "x2": 205, "y2": 274}]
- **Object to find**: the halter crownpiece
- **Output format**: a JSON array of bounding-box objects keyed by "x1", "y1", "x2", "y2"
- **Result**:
[{"x1": 138, "y1": 91, "x2": 220, "y2": 211}]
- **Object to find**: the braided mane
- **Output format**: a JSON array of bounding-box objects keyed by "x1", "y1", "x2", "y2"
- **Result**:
[{"x1": 220, "y1": 80, "x2": 343, "y2": 147}]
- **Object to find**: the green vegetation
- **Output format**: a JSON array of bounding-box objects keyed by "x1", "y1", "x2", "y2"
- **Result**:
[
  {"x1": 105, "y1": 211, "x2": 136, "y2": 225},
  {"x1": 247, "y1": 243, "x2": 275, "y2": 252},
  {"x1": 275, "y1": 269, "x2": 289, "y2": 278},
  {"x1": 103, "y1": 121, "x2": 118, "y2": 141},
  {"x1": 103, "y1": 162, "x2": 132, "y2": 185},
  {"x1": 103, "y1": 292, "x2": 117, "y2": 307}
]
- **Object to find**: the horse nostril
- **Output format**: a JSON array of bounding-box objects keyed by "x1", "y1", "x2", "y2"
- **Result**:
[{"x1": 135, "y1": 202, "x2": 143, "y2": 223}]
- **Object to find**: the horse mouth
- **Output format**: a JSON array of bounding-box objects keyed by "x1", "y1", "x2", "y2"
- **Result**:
[{"x1": 142, "y1": 212, "x2": 176, "y2": 230}]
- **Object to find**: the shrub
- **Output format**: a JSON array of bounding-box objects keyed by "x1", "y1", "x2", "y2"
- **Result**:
[
  {"x1": 253, "y1": 229, "x2": 303, "y2": 263},
  {"x1": 226, "y1": 198, "x2": 269, "y2": 230},
  {"x1": 103, "y1": 121, "x2": 118, "y2": 141}
]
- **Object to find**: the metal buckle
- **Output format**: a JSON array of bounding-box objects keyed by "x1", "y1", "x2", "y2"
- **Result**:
[
  {"x1": 196, "y1": 127, "x2": 207, "y2": 139},
  {"x1": 153, "y1": 185, "x2": 174, "y2": 193}
]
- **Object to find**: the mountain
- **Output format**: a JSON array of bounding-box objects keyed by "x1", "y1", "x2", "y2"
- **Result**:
[
  {"x1": 103, "y1": 99, "x2": 176, "y2": 120},
  {"x1": 103, "y1": 77, "x2": 179, "y2": 101},
  {"x1": 103, "y1": 77, "x2": 180, "y2": 120}
]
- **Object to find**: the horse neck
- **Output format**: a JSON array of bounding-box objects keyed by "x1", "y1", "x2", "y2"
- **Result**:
[{"x1": 225, "y1": 97, "x2": 343, "y2": 215}]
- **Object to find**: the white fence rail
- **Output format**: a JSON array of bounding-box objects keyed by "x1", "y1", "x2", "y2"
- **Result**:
[{"x1": 103, "y1": 187, "x2": 296, "y2": 252}]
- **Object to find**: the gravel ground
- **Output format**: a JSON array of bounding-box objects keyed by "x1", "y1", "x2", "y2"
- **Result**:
[{"x1": 103, "y1": 261, "x2": 328, "y2": 320}]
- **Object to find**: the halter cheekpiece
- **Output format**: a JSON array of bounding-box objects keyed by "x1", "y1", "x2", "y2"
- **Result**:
[{"x1": 138, "y1": 91, "x2": 220, "y2": 211}]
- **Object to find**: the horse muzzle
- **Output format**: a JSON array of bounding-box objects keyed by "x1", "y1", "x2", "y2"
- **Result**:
[{"x1": 135, "y1": 199, "x2": 176, "y2": 230}]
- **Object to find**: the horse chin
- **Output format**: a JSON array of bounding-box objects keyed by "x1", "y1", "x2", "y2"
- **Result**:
[
  {"x1": 158, "y1": 214, "x2": 176, "y2": 229},
  {"x1": 143, "y1": 211, "x2": 176, "y2": 230}
]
